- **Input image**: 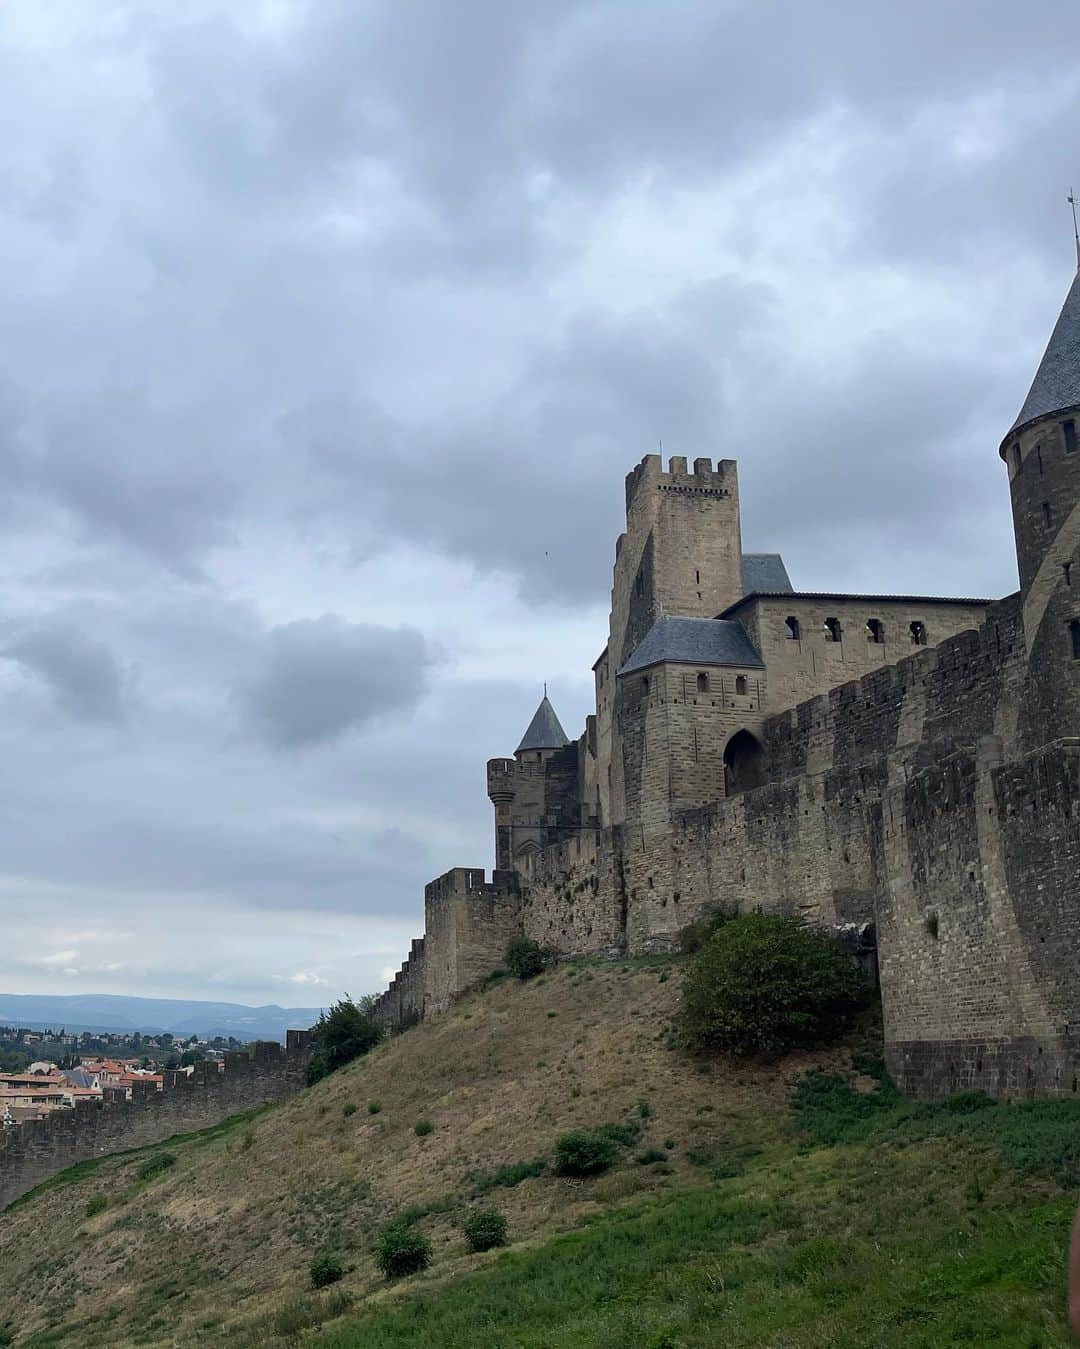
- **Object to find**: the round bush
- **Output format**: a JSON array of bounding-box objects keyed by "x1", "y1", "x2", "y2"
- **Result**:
[
  {"x1": 309, "y1": 1253, "x2": 343, "y2": 1289},
  {"x1": 414, "y1": 1119, "x2": 433, "y2": 1137},
  {"x1": 462, "y1": 1207, "x2": 508, "y2": 1253},
  {"x1": 342, "y1": 1102, "x2": 357, "y2": 1117},
  {"x1": 679, "y1": 913, "x2": 869, "y2": 1057},
  {"x1": 376, "y1": 1225, "x2": 432, "y2": 1280},
  {"x1": 553, "y1": 1128, "x2": 619, "y2": 1177},
  {"x1": 505, "y1": 935, "x2": 546, "y2": 981}
]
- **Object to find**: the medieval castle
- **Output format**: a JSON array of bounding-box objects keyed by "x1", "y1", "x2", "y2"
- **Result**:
[{"x1": 375, "y1": 266, "x2": 1080, "y2": 1103}]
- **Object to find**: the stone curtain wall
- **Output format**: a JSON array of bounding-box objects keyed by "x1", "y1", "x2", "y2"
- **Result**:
[
  {"x1": 374, "y1": 595, "x2": 1077, "y2": 1101},
  {"x1": 0, "y1": 1032, "x2": 313, "y2": 1211}
]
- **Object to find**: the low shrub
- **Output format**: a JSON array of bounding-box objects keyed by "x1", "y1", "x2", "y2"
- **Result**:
[
  {"x1": 309, "y1": 1253, "x2": 343, "y2": 1289},
  {"x1": 342, "y1": 1102, "x2": 357, "y2": 1117},
  {"x1": 636, "y1": 1148, "x2": 666, "y2": 1166},
  {"x1": 553, "y1": 1127, "x2": 620, "y2": 1177},
  {"x1": 506, "y1": 935, "x2": 547, "y2": 981},
  {"x1": 136, "y1": 1153, "x2": 177, "y2": 1182},
  {"x1": 470, "y1": 1157, "x2": 547, "y2": 1194},
  {"x1": 414, "y1": 1119, "x2": 433, "y2": 1137},
  {"x1": 375, "y1": 1224, "x2": 432, "y2": 1280},
  {"x1": 85, "y1": 1194, "x2": 108, "y2": 1218},
  {"x1": 272, "y1": 1291, "x2": 351, "y2": 1337},
  {"x1": 679, "y1": 913, "x2": 869, "y2": 1057},
  {"x1": 367, "y1": 1100, "x2": 382, "y2": 1115},
  {"x1": 462, "y1": 1207, "x2": 508, "y2": 1253},
  {"x1": 678, "y1": 903, "x2": 737, "y2": 954}
]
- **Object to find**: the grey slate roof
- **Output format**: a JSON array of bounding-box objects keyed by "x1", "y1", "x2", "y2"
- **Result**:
[
  {"x1": 515, "y1": 695, "x2": 570, "y2": 753},
  {"x1": 1006, "y1": 269, "x2": 1080, "y2": 442},
  {"x1": 617, "y1": 616, "x2": 764, "y2": 677},
  {"x1": 741, "y1": 552, "x2": 792, "y2": 594}
]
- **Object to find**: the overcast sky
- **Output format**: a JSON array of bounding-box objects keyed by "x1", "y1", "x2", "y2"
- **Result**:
[{"x1": 0, "y1": 1, "x2": 1076, "y2": 1007}]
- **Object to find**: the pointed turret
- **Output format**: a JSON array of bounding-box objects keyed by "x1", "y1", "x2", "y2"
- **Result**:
[
  {"x1": 1002, "y1": 270, "x2": 1080, "y2": 451},
  {"x1": 514, "y1": 695, "x2": 569, "y2": 755}
]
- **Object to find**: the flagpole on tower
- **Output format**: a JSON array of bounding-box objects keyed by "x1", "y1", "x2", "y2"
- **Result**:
[{"x1": 1069, "y1": 188, "x2": 1080, "y2": 271}]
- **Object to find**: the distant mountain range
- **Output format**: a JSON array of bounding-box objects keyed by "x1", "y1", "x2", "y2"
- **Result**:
[{"x1": 0, "y1": 993, "x2": 327, "y2": 1042}]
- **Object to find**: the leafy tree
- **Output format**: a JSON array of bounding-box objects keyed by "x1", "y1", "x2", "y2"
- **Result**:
[
  {"x1": 180, "y1": 1049, "x2": 204, "y2": 1067},
  {"x1": 679, "y1": 913, "x2": 869, "y2": 1057},
  {"x1": 553, "y1": 1128, "x2": 620, "y2": 1177},
  {"x1": 306, "y1": 997, "x2": 383, "y2": 1086}
]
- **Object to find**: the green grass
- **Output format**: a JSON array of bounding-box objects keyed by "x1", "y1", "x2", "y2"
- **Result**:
[
  {"x1": 293, "y1": 1071, "x2": 1080, "y2": 1349},
  {"x1": 311, "y1": 1160, "x2": 1073, "y2": 1348}
]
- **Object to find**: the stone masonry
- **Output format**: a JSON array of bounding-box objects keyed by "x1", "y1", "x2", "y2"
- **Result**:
[
  {"x1": 0, "y1": 1032, "x2": 313, "y2": 1210},
  {"x1": 372, "y1": 269, "x2": 1080, "y2": 1102}
]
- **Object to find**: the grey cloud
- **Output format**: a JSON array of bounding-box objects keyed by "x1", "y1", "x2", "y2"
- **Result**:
[
  {"x1": 2, "y1": 623, "x2": 129, "y2": 723},
  {"x1": 241, "y1": 616, "x2": 432, "y2": 748}
]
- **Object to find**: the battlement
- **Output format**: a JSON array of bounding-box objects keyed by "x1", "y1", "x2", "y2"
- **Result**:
[
  {"x1": 624, "y1": 453, "x2": 737, "y2": 513},
  {"x1": 0, "y1": 1031, "x2": 314, "y2": 1211}
]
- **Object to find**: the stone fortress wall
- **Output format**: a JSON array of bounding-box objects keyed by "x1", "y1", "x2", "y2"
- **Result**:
[
  {"x1": 375, "y1": 267, "x2": 1080, "y2": 1104},
  {"x1": 0, "y1": 1031, "x2": 313, "y2": 1211}
]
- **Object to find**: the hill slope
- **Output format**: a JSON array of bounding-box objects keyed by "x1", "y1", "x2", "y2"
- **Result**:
[{"x1": 0, "y1": 957, "x2": 1075, "y2": 1347}]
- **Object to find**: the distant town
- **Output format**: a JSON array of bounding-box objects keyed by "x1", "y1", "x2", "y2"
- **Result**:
[{"x1": 0, "y1": 1025, "x2": 252, "y2": 1127}]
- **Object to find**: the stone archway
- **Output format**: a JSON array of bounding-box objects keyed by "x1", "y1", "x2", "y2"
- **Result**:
[{"x1": 723, "y1": 728, "x2": 766, "y2": 796}]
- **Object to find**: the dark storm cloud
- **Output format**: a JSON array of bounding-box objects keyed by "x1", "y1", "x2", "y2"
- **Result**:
[
  {"x1": 1, "y1": 0, "x2": 1078, "y2": 1001},
  {"x1": 2, "y1": 623, "x2": 129, "y2": 724},
  {"x1": 241, "y1": 617, "x2": 432, "y2": 748}
]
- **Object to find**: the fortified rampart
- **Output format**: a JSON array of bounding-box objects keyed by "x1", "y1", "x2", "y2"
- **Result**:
[{"x1": 0, "y1": 1031, "x2": 313, "y2": 1211}]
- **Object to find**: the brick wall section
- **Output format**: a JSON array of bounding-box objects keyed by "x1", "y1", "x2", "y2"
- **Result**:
[{"x1": 0, "y1": 1032, "x2": 313, "y2": 1211}]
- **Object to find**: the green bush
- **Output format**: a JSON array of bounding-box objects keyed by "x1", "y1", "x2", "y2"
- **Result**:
[
  {"x1": 136, "y1": 1152, "x2": 177, "y2": 1182},
  {"x1": 414, "y1": 1119, "x2": 433, "y2": 1137},
  {"x1": 462, "y1": 1207, "x2": 508, "y2": 1253},
  {"x1": 307, "y1": 998, "x2": 384, "y2": 1086},
  {"x1": 636, "y1": 1148, "x2": 666, "y2": 1166},
  {"x1": 470, "y1": 1157, "x2": 547, "y2": 1194},
  {"x1": 553, "y1": 1128, "x2": 619, "y2": 1177},
  {"x1": 342, "y1": 1102, "x2": 357, "y2": 1117},
  {"x1": 367, "y1": 1100, "x2": 382, "y2": 1114},
  {"x1": 85, "y1": 1194, "x2": 108, "y2": 1217},
  {"x1": 679, "y1": 913, "x2": 869, "y2": 1057},
  {"x1": 678, "y1": 903, "x2": 737, "y2": 954},
  {"x1": 506, "y1": 935, "x2": 546, "y2": 980},
  {"x1": 309, "y1": 1253, "x2": 344, "y2": 1289},
  {"x1": 375, "y1": 1224, "x2": 432, "y2": 1280}
]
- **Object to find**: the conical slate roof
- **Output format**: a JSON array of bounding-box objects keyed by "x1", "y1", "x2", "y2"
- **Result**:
[
  {"x1": 1005, "y1": 269, "x2": 1080, "y2": 446},
  {"x1": 515, "y1": 695, "x2": 570, "y2": 754}
]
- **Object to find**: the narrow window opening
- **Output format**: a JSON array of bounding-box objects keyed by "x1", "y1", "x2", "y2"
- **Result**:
[
  {"x1": 1071, "y1": 620, "x2": 1080, "y2": 661},
  {"x1": 910, "y1": 620, "x2": 927, "y2": 646},
  {"x1": 1037, "y1": 444, "x2": 1044, "y2": 474},
  {"x1": 867, "y1": 618, "x2": 885, "y2": 644},
  {"x1": 641, "y1": 675, "x2": 650, "y2": 696},
  {"x1": 1064, "y1": 562, "x2": 1073, "y2": 588},
  {"x1": 735, "y1": 675, "x2": 748, "y2": 695},
  {"x1": 1065, "y1": 419, "x2": 1077, "y2": 453},
  {"x1": 823, "y1": 617, "x2": 841, "y2": 643},
  {"x1": 694, "y1": 568, "x2": 700, "y2": 584},
  {"x1": 1043, "y1": 502, "x2": 1053, "y2": 529},
  {"x1": 785, "y1": 615, "x2": 801, "y2": 641},
  {"x1": 1009, "y1": 442, "x2": 1021, "y2": 474},
  {"x1": 696, "y1": 672, "x2": 708, "y2": 693},
  {"x1": 635, "y1": 572, "x2": 644, "y2": 598}
]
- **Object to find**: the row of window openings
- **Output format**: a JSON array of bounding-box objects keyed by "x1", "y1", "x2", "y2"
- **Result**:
[
  {"x1": 784, "y1": 616, "x2": 926, "y2": 646},
  {"x1": 636, "y1": 568, "x2": 705, "y2": 598},
  {"x1": 1007, "y1": 418, "x2": 1077, "y2": 473},
  {"x1": 640, "y1": 673, "x2": 748, "y2": 696}
]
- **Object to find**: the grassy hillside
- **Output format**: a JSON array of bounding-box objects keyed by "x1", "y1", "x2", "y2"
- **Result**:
[{"x1": 0, "y1": 956, "x2": 1076, "y2": 1347}]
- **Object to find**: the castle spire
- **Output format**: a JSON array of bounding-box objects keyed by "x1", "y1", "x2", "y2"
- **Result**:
[
  {"x1": 1002, "y1": 265, "x2": 1080, "y2": 450},
  {"x1": 514, "y1": 693, "x2": 569, "y2": 755}
]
